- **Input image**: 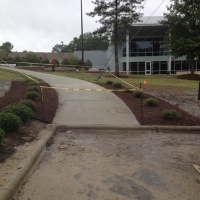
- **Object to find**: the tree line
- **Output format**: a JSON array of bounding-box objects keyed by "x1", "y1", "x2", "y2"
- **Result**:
[{"x1": 1, "y1": 0, "x2": 200, "y2": 74}]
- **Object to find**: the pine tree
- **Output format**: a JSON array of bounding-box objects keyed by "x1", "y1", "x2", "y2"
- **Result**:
[
  {"x1": 160, "y1": 0, "x2": 200, "y2": 74},
  {"x1": 87, "y1": 0, "x2": 143, "y2": 76}
]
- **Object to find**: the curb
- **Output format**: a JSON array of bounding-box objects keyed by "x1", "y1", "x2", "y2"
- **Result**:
[
  {"x1": 55, "y1": 125, "x2": 200, "y2": 133},
  {"x1": 0, "y1": 124, "x2": 56, "y2": 200},
  {"x1": 0, "y1": 124, "x2": 200, "y2": 200}
]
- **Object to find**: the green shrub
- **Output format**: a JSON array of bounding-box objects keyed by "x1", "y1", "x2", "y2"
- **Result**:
[
  {"x1": 20, "y1": 99, "x2": 35, "y2": 109},
  {"x1": 124, "y1": 87, "x2": 134, "y2": 93},
  {"x1": 2, "y1": 104, "x2": 33, "y2": 122},
  {"x1": 0, "y1": 113, "x2": 22, "y2": 132},
  {"x1": 27, "y1": 85, "x2": 40, "y2": 92},
  {"x1": 106, "y1": 80, "x2": 113, "y2": 85},
  {"x1": 144, "y1": 98, "x2": 158, "y2": 106},
  {"x1": 134, "y1": 90, "x2": 144, "y2": 98},
  {"x1": 0, "y1": 128, "x2": 5, "y2": 144},
  {"x1": 27, "y1": 81, "x2": 38, "y2": 87},
  {"x1": 113, "y1": 82, "x2": 122, "y2": 88},
  {"x1": 162, "y1": 110, "x2": 178, "y2": 120},
  {"x1": 25, "y1": 91, "x2": 39, "y2": 100}
]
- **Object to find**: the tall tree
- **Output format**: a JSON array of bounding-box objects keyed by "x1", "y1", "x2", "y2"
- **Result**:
[
  {"x1": 0, "y1": 42, "x2": 14, "y2": 53},
  {"x1": 52, "y1": 44, "x2": 71, "y2": 53},
  {"x1": 160, "y1": 0, "x2": 200, "y2": 74},
  {"x1": 52, "y1": 32, "x2": 108, "y2": 53},
  {"x1": 87, "y1": 0, "x2": 143, "y2": 76}
]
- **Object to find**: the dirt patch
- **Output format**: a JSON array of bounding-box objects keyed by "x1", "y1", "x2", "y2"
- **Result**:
[{"x1": 15, "y1": 130, "x2": 200, "y2": 200}]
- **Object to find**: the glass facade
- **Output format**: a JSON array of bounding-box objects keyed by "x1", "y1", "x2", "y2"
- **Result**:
[
  {"x1": 122, "y1": 37, "x2": 200, "y2": 74},
  {"x1": 123, "y1": 38, "x2": 167, "y2": 57}
]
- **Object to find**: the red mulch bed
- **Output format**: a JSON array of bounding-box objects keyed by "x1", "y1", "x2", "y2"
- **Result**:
[
  {"x1": 0, "y1": 81, "x2": 58, "y2": 163},
  {"x1": 96, "y1": 83, "x2": 200, "y2": 126},
  {"x1": 0, "y1": 81, "x2": 58, "y2": 123}
]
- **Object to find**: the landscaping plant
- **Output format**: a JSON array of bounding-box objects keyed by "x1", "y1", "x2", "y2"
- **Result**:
[
  {"x1": 162, "y1": 110, "x2": 178, "y2": 120},
  {"x1": 0, "y1": 113, "x2": 22, "y2": 132},
  {"x1": 2, "y1": 104, "x2": 33, "y2": 122}
]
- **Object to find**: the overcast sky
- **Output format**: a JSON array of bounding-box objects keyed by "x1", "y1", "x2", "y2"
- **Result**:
[{"x1": 0, "y1": 0, "x2": 171, "y2": 52}]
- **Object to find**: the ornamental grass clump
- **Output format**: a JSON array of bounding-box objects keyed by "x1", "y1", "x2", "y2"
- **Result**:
[
  {"x1": 2, "y1": 104, "x2": 33, "y2": 122},
  {"x1": 113, "y1": 82, "x2": 122, "y2": 88},
  {"x1": 25, "y1": 91, "x2": 39, "y2": 100},
  {"x1": 20, "y1": 99, "x2": 35, "y2": 109},
  {"x1": 144, "y1": 98, "x2": 158, "y2": 106},
  {"x1": 0, "y1": 128, "x2": 5, "y2": 144},
  {"x1": 106, "y1": 80, "x2": 113, "y2": 85},
  {"x1": 162, "y1": 110, "x2": 178, "y2": 120},
  {"x1": 134, "y1": 90, "x2": 144, "y2": 98},
  {"x1": 0, "y1": 113, "x2": 22, "y2": 132}
]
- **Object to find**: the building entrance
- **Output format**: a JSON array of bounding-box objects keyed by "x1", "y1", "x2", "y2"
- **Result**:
[{"x1": 145, "y1": 61, "x2": 151, "y2": 75}]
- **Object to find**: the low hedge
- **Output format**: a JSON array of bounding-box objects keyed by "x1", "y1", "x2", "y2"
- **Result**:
[
  {"x1": 162, "y1": 110, "x2": 178, "y2": 120},
  {"x1": 20, "y1": 99, "x2": 35, "y2": 109},
  {"x1": 0, "y1": 113, "x2": 22, "y2": 132},
  {"x1": 2, "y1": 104, "x2": 33, "y2": 122},
  {"x1": 25, "y1": 91, "x2": 40, "y2": 100}
]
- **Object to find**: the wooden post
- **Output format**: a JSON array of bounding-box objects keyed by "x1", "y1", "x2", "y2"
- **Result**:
[{"x1": 140, "y1": 83, "x2": 143, "y2": 125}]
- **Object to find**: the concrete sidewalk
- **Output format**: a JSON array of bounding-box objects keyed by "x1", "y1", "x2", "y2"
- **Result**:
[{"x1": 3, "y1": 68, "x2": 139, "y2": 126}]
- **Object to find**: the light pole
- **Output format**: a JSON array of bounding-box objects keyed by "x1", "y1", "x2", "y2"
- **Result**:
[
  {"x1": 80, "y1": 0, "x2": 84, "y2": 65},
  {"x1": 61, "y1": 41, "x2": 63, "y2": 62}
]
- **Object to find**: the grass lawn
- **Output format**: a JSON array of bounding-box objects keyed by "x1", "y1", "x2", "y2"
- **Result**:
[
  {"x1": 44, "y1": 71, "x2": 199, "y2": 91},
  {"x1": 0, "y1": 68, "x2": 23, "y2": 81}
]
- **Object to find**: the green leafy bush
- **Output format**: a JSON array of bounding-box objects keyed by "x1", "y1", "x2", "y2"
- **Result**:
[
  {"x1": 27, "y1": 85, "x2": 40, "y2": 92},
  {"x1": 20, "y1": 99, "x2": 35, "y2": 109},
  {"x1": 134, "y1": 90, "x2": 144, "y2": 98},
  {"x1": 113, "y1": 82, "x2": 122, "y2": 88},
  {"x1": 2, "y1": 104, "x2": 33, "y2": 122},
  {"x1": 0, "y1": 128, "x2": 5, "y2": 143},
  {"x1": 0, "y1": 113, "x2": 22, "y2": 132},
  {"x1": 27, "y1": 81, "x2": 38, "y2": 87},
  {"x1": 106, "y1": 80, "x2": 113, "y2": 85},
  {"x1": 162, "y1": 110, "x2": 178, "y2": 120},
  {"x1": 124, "y1": 87, "x2": 134, "y2": 93},
  {"x1": 25, "y1": 91, "x2": 39, "y2": 100},
  {"x1": 144, "y1": 98, "x2": 158, "y2": 106}
]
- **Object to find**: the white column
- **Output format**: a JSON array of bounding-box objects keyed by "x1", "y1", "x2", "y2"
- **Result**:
[
  {"x1": 168, "y1": 55, "x2": 171, "y2": 74},
  {"x1": 126, "y1": 30, "x2": 129, "y2": 75}
]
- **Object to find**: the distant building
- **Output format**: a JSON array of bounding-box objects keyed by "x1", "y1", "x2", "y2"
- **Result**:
[
  {"x1": 74, "y1": 50, "x2": 108, "y2": 69},
  {"x1": 108, "y1": 16, "x2": 200, "y2": 74}
]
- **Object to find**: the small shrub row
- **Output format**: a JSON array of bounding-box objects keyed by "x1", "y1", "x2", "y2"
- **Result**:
[
  {"x1": 113, "y1": 82, "x2": 122, "y2": 88},
  {"x1": 2, "y1": 104, "x2": 33, "y2": 122},
  {"x1": 144, "y1": 98, "x2": 158, "y2": 106},
  {"x1": 106, "y1": 80, "x2": 113, "y2": 85},
  {"x1": 162, "y1": 110, "x2": 178, "y2": 120},
  {"x1": 20, "y1": 99, "x2": 35, "y2": 109},
  {"x1": 27, "y1": 85, "x2": 40, "y2": 92},
  {"x1": 0, "y1": 113, "x2": 22, "y2": 132},
  {"x1": 0, "y1": 80, "x2": 40, "y2": 143},
  {"x1": 25, "y1": 81, "x2": 40, "y2": 100},
  {"x1": 25, "y1": 91, "x2": 40, "y2": 100},
  {"x1": 134, "y1": 90, "x2": 144, "y2": 98}
]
